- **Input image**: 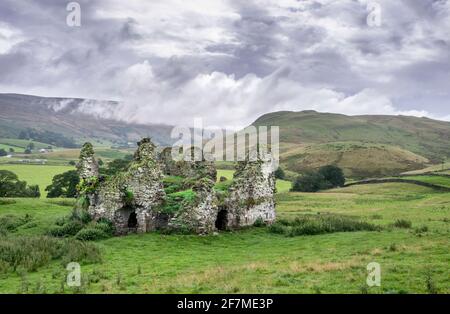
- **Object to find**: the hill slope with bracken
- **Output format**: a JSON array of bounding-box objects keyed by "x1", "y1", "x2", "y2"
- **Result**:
[{"x1": 252, "y1": 110, "x2": 450, "y2": 178}]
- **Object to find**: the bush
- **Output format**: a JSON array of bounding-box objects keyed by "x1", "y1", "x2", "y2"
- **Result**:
[
  {"x1": 48, "y1": 220, "x2": 84, "y2": 237},
  {"x1": 49, "y1": 208, "x2": 112, "y2": 241},
  {"x1": 0, "y1": 214, "x2": 33, "y2": 233},
  {"x1": 70, "y1": 208, "x2": 92, "y2": 224},
  {"x1": 253, "y1": 217, "x2": 266, "y2": 227},
  {"x1": 393, "y1": 219, "x2": 412, "y2": 229},
  {"x1": 268, "y1": 214, "x2": 381, "y2": 237},
  {"x1": 75, "y1": 228, "x2": 109, "y2": 241},
  {"x1": 94, "y1": 219, "x2": 115, "y2": 235}
]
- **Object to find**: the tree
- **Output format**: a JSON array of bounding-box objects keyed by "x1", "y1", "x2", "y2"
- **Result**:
[
  {"x1": 318, "y1": 165, "x2": 345, "y2": 188},
  {"x1": 24, "y1": 148, "x2": 32, "y2": 154},
  {"x1": 45, "y1": 170, "x2": 80, "y2": 198},
  {"x1": 27, "y1": 142, "x2": 35, "y2": 150},
  {"x1": 291, "y1": 172, "x2": 326, "y2": 192},
  {"x1": 274, "y1": 167, "x2": 286, "y2": 180},
  {"x1": 98, "y1": 158, "x2": 104, "y2": 166},
  {"x1": 0, "y1": 149, "x2": 7, "y2": 157},
  {"x1": 0, "y1": 170, "x2": 40, "y2": 197},
  {"x1": 101, "y1": 158, "x2": 131, "y2": 176},
  {"x1": 69, "y1": 160, "x2": 76, "y2": 166},
  {"x1": 9, "y1": 148, "x2": 14, "y2": 153},
  {"x1": 291, "y1": 165, "x2": 345, "y2": 192}
]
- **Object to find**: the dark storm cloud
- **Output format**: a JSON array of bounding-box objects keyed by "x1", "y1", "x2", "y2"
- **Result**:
[{"x1": 0, "y1": 0, "x2": 449, "y2": 125}]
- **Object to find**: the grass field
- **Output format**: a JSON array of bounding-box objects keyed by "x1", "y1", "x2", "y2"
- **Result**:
[
  {"x1": 0, "y1": 164, "x2": 74, "y2": 197},
  {"x1": 0, "y1": 182, "x2": 448, "y2": 294},
  {"x1": 401, "y1": 176, "x2": 450, "y2": 188}
]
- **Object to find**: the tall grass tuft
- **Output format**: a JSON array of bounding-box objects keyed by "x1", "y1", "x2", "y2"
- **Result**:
[
  {"x1": 393, "y1": 219, "x2": 412, "y2": 229},
  {"x1": 268, "y1": 214, "x2": 381, "y2": 237},
  {"x1": 0, "y1": 236, "x2": 101, "y2": 273}
]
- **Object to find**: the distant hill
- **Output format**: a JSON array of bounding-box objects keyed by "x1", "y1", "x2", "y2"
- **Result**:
[
  {"x1": 252, "y1": 110, "x2": 450, "y2": 178},
  {"x1": 2, "y1": 94, "x2": 449, "y2": 177},
  {"x1": 0, "y1": 93, "x2": 174, "y2": 147}
]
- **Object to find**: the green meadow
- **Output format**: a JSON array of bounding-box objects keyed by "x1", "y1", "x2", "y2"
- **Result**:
[
  {"x1": 0, "y1": 179, "x2": 448, "y2": 293},
  {"x1": 0, "y1": 164, "x2": 74, "y2": 197}
]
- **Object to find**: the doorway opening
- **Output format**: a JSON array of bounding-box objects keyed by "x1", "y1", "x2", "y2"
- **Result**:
[
  {"x1": 128, "y1": 212, "x2": 138, "y2": 230},
  {"x1": 215, "y1": 209, "x2": 228, "y2": 231}
]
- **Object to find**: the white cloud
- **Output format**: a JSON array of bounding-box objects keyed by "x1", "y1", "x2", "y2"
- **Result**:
[
  {"x1": 0, "y1": 22, "x2": 25, "y2": 54},
  {"x1": 69, "y1": 61, "x2": 437, "y2": 128}
]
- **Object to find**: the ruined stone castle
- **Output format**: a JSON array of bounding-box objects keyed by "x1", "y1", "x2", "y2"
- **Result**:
[{"x1": 76, "y1": 138, "x2": 276, "y2": 235}]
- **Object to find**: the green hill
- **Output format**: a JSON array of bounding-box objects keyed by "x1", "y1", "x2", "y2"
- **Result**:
[{"x1": 252, "y1": 110, "x2": 450, "y2": 178}]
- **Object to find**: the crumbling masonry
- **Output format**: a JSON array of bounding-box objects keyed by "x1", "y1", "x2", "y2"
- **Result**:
[{"x1": 77, "y1": 138, "x2": 276, "y2": 235}]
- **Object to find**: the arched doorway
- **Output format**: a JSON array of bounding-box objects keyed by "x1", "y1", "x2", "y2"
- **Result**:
[{"x1": 215, "y1": 209, "x2": 228, "y2": 231}]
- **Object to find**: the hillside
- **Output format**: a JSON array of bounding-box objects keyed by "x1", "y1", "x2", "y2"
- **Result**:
[
  {"x1": 0, "y1": 93, "x2": 174, "y2": 146},
  {"x1": 281, "y1": 142, "x2": 429, "y2": 178},
  {"x1": 253, "y1": 110, "x2": 450, "y2": 178}
]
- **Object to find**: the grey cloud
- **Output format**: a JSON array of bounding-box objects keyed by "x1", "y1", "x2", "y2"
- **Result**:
[{"x1": 0, "y1": 0, "x2": 449, "y2": 124}]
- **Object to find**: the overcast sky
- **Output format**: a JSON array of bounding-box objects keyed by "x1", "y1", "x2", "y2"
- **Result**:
[{"x1": 0, "y1": 0, "x2": 449, "y2": 127}]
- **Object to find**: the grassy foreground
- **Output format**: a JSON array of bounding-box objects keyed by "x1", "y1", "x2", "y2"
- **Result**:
[{"x1": 0, "y1": 182, "x2": 448, "y2": 294}]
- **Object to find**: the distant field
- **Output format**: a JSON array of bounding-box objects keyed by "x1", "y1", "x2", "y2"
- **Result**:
[
  {"x1": 0, "y1": 182, "x2": 448, "y2": 293},
  {"x1": 36, "y1": 148, "x2": 130, "y2": 161},
  {"x1": 0, "y1": 164, "x2": 74, "y2": 197},
  {"x1": 0, "y1": 143, "x2": 19, "y2": 152},
  {"x1": 0, "y1": 138, "x2": 57, "y2": 151}
]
